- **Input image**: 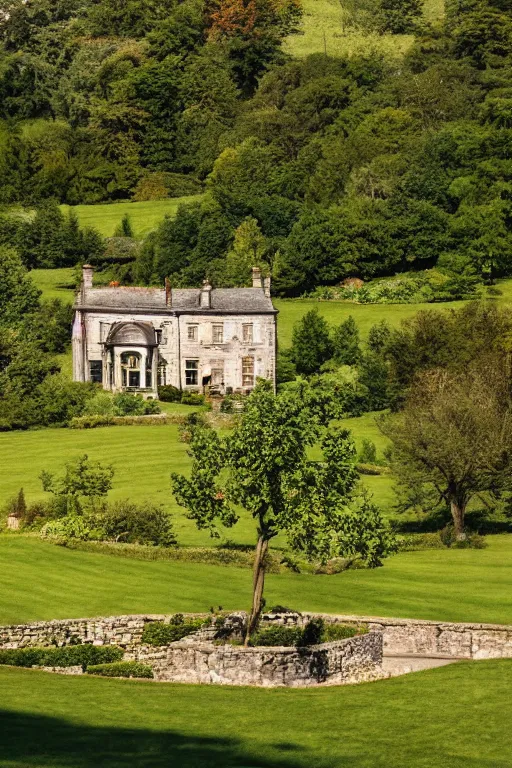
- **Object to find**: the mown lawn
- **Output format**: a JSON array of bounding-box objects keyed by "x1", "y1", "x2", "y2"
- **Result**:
[
  {"x1": 0, "y1": 423, "x2": 247, "y2": 547},
  {"x1": 1, "y1": 660, "x2": 511, "y2": 768},
  {"x1": 1, "y1": 534, "x2": 512, "y2": 625},
  {"x1": 0, "y1": 411, "x2": 396, "y2": 543},
  {"x1": 60, "y1": 197, "x2": 203, "y2": 238}
]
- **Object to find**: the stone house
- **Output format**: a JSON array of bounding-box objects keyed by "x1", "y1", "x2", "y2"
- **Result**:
[{"x1": 72, "y1": 266, "x2": 277, "y2": 398}]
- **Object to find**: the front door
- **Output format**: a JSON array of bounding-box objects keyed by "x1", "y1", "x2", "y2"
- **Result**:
[{"x1": 128, "y1": 370, "x2": 140, "y2": 388}]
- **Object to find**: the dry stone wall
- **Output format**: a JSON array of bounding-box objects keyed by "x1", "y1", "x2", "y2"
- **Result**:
[
  {"x1": 2, "y1": 612, "x2": 512, "y2": 687},
  {"x1": 261, "y1": 613, "x2": 512, "y2": 660},
  {"x1": 126, "y1": 632, "x2": 383, "y2": 687}
]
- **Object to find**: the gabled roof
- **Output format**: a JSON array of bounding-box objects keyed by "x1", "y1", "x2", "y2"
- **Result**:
[{"x1": 77, "y1": 286, "x2": 276, "y2": 314}]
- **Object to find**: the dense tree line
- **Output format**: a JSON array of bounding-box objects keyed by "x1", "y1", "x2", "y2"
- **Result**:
[
  {"x1": 130, "y1": 0, "x2": 512, "y2": 292},
  {"x1": 2, "y1": 0, "x2": 512, "y2": 292}
]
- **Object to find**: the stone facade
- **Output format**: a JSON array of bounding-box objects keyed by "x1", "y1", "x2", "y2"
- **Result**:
[{"x1": 72, "y1": 266, "x2": 277, "y2": 398}]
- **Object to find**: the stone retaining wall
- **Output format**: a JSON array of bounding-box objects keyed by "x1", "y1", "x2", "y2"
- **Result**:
[
  {"x1": 126, "y1": 632, "x2": 383, "y2": 687},
  {"x1": 2, "y1": 611, "x2": 511, "y2": 680},
  {"x1": 262, "y1": 613, "x2": 512, "y2": 660}
]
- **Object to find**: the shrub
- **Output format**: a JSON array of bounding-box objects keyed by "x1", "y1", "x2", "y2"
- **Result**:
[
  {"x1": 69, "y1": 414, "x2": 179, "y2": 428},
  {"x1": 251, "y1": 620, "x2": 364, "y2": 647},
  {"x1": 113, "y1": 393, "x2": 160, "y2": 416},
  {"x1": 141, "y1": 616, "x2": 207, "y2": 646},
  {"x1": 358, "y1": 439, "x2": 377, "y2": 464},
  {"x1": 87, "y1": 661, "x2": 153, "y2": 679},
  {"x1": 83, "y1": 392, "x2": 117, "y2": 417},
  {"x1": 397, "y1": 532, "x2": 446, "y2": 551},
  {"x1": 181, "y1": 391, "x2": 205, "y2": 406},
  {"x1": 100, "y1": 500, "x2": 177, "y2": 547},
  {"x1": 356, "y1": 463, "x2": 390, "y2": 475},
  {"x1": 322, "y1": 624, "x2": 364, "y2": 642},
  {"x1": 268, "y1": 606, "x2": 301, "y2": 615},
  {"x1": 178, "y1": 411, "x2": 208, "y2": 441},
  {"x1": 41, "y1": 515, "x2": 101, "y2": 543},
  {"x1": 250, "y1": 625, "x2": 303, "y2": 647},
  {"x1": 220, "y1": 394, "x2": 246, "y2": 413},
  {"x1": 298, "y1": 617, "x2": 324, "y2": 646},
  {"x1": 0, "y1": 644, "x2": 123, "y2": 671},
  {"x1": 57, "y1": 539, "x2": 283, "y2": 571},
  {"x1": 158, "y1": 385, "x2": 181, "y2": 402},
  {"x1": 440, "y1": 524, "x2": 487, "y2": 549}
]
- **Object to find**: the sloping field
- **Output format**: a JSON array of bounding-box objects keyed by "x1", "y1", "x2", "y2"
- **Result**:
[
  {"x1": 1, "y1": 534, "x2": 512, "y2": 625},
  {"x1": 61, "y1": 196, "x2": 203, "y2": 238},
  {"x1": 284, "y1": 0, "x2": 444, "y2": 60}
]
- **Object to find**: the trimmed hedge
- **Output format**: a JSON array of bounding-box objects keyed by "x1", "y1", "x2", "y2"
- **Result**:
[
  {"x1": 142, "y1": 616, "x2": 207, "y2": 646},
  {"x1": 322, "y1": 623, "x2": 366, "y2": 642},
  {"x1": 0, "y1": 644, "x2": 123, "y2": 671},
  {"x1": 87, "y1": 661, "x2": 153, "y2": 679},
  {"x1": 250, "y1": 625, "x2": 303, "y2": 647},
  {"x1": 58, "y1": 539, "x2": 283, "y2": 572},
  {"x1": 69, "y1": 414, "x2": 185, "y2": 429},
  {"x1": 250, "y1": 619, "x2": 365, "y2": 647}
]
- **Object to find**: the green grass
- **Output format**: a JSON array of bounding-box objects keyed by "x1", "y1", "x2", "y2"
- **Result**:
[
  {"x1": 283, "y1": 0, "x2": 444, "y2": 60},
  {"x1": 60, "y1": 197, "x2": 203, "y2": 239},
  {"x1": 30, "y1": 268, "x2": 76, "y2": 302},
  {"x1": 0, "y1": 424, "x2": 246, "y2": 547},
  {"x1": 0, "y1": 415, "x2": 392, "y2": 543},
  {"x1": 274, "y1": 296, "x2": 467, "y2": 347},
  {"x1": 283, "y1": 0, "x2": 414, "y2": 59},
  {"x1": 1, "y1": 534, "x2": 512, "y2": 624},
  {"x1": 1, "y1": 660, "x2": 511, "y2": 768}
]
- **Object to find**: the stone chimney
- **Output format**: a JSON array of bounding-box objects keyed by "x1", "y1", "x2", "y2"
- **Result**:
[
  {"x1": 200, "y1": 279, "x2": 212, "y2": 309},
  {"x1": 165, "y1": 277, "x2": 172, "y2": 307},
  {"x1": 263, "y1": 275, "x2": 271, "y2": 298},
  {"x1": 82, "y1": 264, "x2": 93, "y2": 289},
  {"x1": 252, "y1": 266, "x2": 262, "y2": 289}
]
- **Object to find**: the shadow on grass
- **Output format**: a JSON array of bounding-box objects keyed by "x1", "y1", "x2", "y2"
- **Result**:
[
  {"x1": 0, "y1": 709, "x2": 304, "y2": 768},
  {"x1": 0, "y1": 708, "x2": 508, "y2": 768}
]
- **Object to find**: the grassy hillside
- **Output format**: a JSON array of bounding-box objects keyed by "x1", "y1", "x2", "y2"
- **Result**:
[
  {"x1": 0, "y1": 424, "x2": 231, "y2": 547},
  {"x1": 0, "y1": 416, "x2": 393, "y2": 545},
  {"x1": 61, "y1": 197, "x2": 203, "y2": 238},
  {"x1": 1, "y1": 660, "x2": 512, "y2": 768},
  {"x1": 284, "y1": 0, "x2": 413, "y2": 59},
  {"x1": 1, "y1": 534, "x2": 512, "y2": 625},
  {"x1": 30, "y1": 268, "x2": 77, "y2": 302},
  {"x1": 283, "y1": 0, "x2": 445, "y2": 60}
]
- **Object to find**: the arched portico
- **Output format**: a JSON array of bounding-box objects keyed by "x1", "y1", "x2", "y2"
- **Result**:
[{"x1": 105, "y1": 322, "x2": 158, "y2": 397}]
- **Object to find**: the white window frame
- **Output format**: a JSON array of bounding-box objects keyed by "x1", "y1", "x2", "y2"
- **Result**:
[
  {"x1": 212, "y1": 324, "x2": 224, "y2": 344},
  {"x1": 242, "y1": 356, "x2": 254, "y2": 388},
  {"x1": 187, "y1": 325, "x2": 199, "y2": 342},
  {"x1": 185, "y1": 359, "x2": 199, "y2": 386},
  {"x1": 242, "y1": 323, "x2": 253, "y2": 343}
]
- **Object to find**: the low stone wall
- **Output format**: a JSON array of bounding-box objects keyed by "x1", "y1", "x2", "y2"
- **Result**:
[
  {"x1": 126, "y1": 632, "x2": 383, "y2": 687},
  {"x1": 2, "y1": 612, "x2": 512, "y2": 688},
  {"x1": 262, "y1": 613, "x2": 512, "y2": 660}
]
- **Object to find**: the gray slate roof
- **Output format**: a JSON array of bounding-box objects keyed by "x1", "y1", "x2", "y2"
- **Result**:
[{"x1": 78, "y1": 286, "x2": 275, "y2": 313}]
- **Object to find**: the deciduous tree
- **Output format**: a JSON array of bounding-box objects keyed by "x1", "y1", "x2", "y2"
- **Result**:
[
  {"x1": 172, "y1": 381, "x2": 394, "y2": 642},
  {"x1": 380, "y1": 359, "x2": 512, "y2": 538}
]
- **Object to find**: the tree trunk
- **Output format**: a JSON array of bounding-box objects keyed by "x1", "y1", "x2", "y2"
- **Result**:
[
  {"x1": 244, "y1": 535, "x2": 269, "y2": 646},
  {"x1": 450, "y1": 498, "x2": 466, "y2": 540}
]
